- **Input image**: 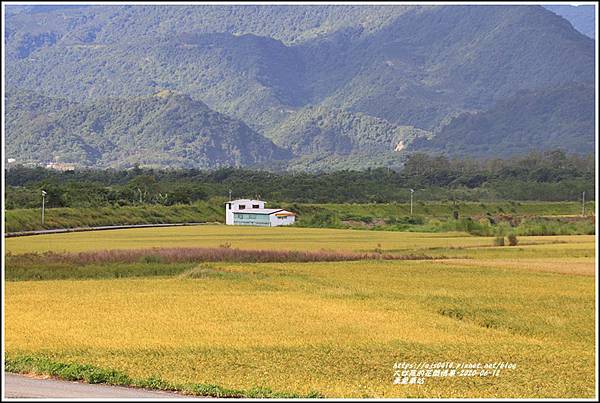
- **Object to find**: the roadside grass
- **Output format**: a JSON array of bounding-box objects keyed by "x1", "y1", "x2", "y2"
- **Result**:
[
  {"x1": 5, "y1": 354, "x2": 322, "y2": 398},
  {"x1": 287, "y1": 202, "x2": 595, "y2": 236},
  {"x1": 6, "y1": 201, "x2": 595, "y2": 234},
  {"x1": 513, "y1": 217, "x2": 595, "y2": 236},
  {"x1": 5, "y1": 202, "x2": 222, "y2": 232},
  {"x1": 286, "y1": 201, "x2": 595, "y2": 220}
]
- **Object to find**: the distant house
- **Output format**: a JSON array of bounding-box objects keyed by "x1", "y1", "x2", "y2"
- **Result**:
[
  {"x1": 225, "y1": 199, "x2": 296, "y2": 226},
  {"x1": 45, "y1": 162, "x2": 75, "y2": 171}
]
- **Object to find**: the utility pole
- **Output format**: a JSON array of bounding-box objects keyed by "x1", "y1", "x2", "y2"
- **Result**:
[
  {"x1": 410, "y1": 188, "x2": 415, "y2": 216},
  {"x1": 582, "y1": 191, "x2": 586, "y2": 217},
  {"x1": 41, "y1": 190, "x2": 47, "y2": 225},
  {"x1": 229, "y1": 189, "x2": 232, "y2": 201}
]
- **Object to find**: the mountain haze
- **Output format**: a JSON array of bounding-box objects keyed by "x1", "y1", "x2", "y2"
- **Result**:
[{"x1": 4, "y1": 4, "x2": 596, "y2": 169}]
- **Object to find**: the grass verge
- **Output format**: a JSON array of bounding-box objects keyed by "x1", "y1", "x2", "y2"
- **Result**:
[
  {"x1": 5, "y1": 202, "x2": 223, "y2": 233},
  {"x1": 6, "y1": 201, "x2": 595, "y2": 235},
  {"x1": 5, "y1": 354, "x2": 323, "y2": 398}
]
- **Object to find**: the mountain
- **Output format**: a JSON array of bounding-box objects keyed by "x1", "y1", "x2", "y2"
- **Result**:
[
  {"x1": 314, "y1": 6, "x2": 594, "y2": 129},
  {"x1": 545, "y1": 5, "x2": 595, "y2": 39},
  {"x1": 409, "y1": 82, "x2": 595, "y2": 158},
  {"x1": 5, "y1": 90, "x2": 290, "y2": 168},
  {"x1": 6, "y1": 6, "x2": 594, "y2": 131},
  {"x1": 4, "y1": 4, "x2": 412, "y2": 56},
  {"x1": 6, "y1": 29, "x2": 307, "y2": 134},
  {"x1": 3, "y1": 5, "x2": 596, "y2": 169},
  {"x1": 267, "y1": 106, "x2": 431, "y2": 170}
]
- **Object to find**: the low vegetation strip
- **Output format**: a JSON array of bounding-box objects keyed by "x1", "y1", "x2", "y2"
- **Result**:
[
  {"x1": 4, "y1": 203, "x2": 223, "y2": 233},
  {"x1": 5, "y1": 198, "x2": 595, "y2": 236},
  {"x1": 5, "y1": 354, "x2": 323, "y2": 398},
  {"x1": 6, "y1": 201, "x2": 595, "y2": 235},
  {"x1": 5, "y1": 261, "x2": 196, "y2": 281},
  {"x1": 7, "y1": 247, "x2": 439, "y2": 266},
  {"x1": 5, "y1": 247, "x2": 444, "y2": 281}
]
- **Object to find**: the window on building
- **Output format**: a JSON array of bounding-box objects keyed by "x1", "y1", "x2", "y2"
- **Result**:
[
  {"x1": 238, "y1": 205, "x2": 246, "y2": 210},
  {"x1": 252, "y1": 204, "x2": 259, "y2": 208}
]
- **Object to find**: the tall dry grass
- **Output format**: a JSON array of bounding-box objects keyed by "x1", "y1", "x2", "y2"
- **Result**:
[{"x1": 7, "y1": 247, "x2": 438, "y2": 266}]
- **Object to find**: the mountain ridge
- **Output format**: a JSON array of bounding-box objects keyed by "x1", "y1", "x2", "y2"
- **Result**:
[{"x1": 4, "y1": 4, "x2": 596, "y2": 169}]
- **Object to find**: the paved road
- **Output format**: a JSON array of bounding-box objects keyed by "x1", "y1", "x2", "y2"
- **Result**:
[
  {"x1": 5, "y1": 222, "x2": 214, "y2": 238},
  {"x1": 4, "y1": 373, "x2": 194, "y2": 398}
]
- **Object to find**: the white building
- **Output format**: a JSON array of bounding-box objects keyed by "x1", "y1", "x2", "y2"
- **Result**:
[{"x1": 225, "y1": 199, "x2": 296, "y2": 226}]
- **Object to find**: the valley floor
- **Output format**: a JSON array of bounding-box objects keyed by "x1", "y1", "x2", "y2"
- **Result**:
[{"x1": 4, "y1": 226, "x2": 596, "y2": 398}]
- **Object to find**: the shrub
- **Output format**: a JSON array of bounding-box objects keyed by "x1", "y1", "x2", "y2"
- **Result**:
[
  {"x1": 296, "y1": 210, "x2": 341, "y2": 228},
  {"x1": 406, "y1": 216, "x2": 425, "y2": 225},
  {"x1": 445, "y1": 218, "x2": 493, "y2": 236},
  {"x1": 385, "y1": 216, "x2": 398, "y2": 225},
  {"x1": 388, "y1": 216, "x2": 425, "y2": 225},
  {"x1": 358, "y1": 215, "x2": 374, "y2": 223},
  {"x1": 507, "y1": 234, "x2": 519, "y2": 246},
  {"x1": 141, "y1": 254, "x2": 163, "y2": 264},
  {"x1": 494, "y1": 236, "x2": 505, "y2": 246}
]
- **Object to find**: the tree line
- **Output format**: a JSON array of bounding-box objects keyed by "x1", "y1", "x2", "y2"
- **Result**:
[{"x1": 4, "y1": 150, "x2": 595, "y2": 209}]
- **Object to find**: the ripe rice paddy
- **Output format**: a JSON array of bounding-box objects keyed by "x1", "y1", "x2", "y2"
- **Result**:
[
  {"x1": 4, "y1": 224, "x2": 594, "y2": 254},
  {"x1": 4, "y1": 225, "x2": 597, "y2": 397}
]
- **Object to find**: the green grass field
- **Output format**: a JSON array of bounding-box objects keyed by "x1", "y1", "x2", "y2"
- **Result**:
[
  {"x1": 4, "y1": 202, "x2": 222, "y2": 232},
  {"x1": 292, "y1": 200, "x2": 595, "y2": 219},
  {"x1": 4, "y1": 225, "x2": 596, "y2": 397},
  {"x1": 5, "y1": 200, "x2": 595, "y2": 233}
]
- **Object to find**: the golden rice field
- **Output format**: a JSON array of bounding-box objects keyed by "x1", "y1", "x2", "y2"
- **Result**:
[
  {"x1": 4, "y1": 225, "x2": 597, "y2": 398},
  {"x1": 4, "y1": 224, "x2": 595, "y2": 255}
]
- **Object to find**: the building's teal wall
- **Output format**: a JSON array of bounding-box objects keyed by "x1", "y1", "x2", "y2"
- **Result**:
[{"x1": 233, "y1": 213, "x2": 271, "y2": 226}]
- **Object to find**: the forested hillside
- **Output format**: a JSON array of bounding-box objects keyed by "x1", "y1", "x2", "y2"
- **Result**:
[
  {"x1": 4, "y1": 4, "x2": 596, "y2": 169},
  {"x1": 6, "y1": 89, "x2": 290, "y2": 168},
  {"x1": 410, "y1": 82, "x2": 596, "y2": 157}
]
